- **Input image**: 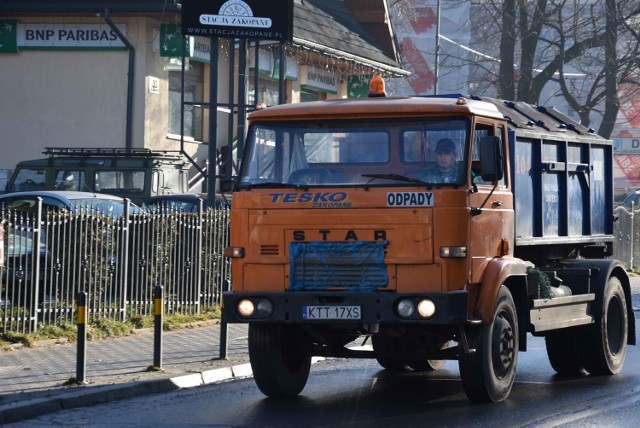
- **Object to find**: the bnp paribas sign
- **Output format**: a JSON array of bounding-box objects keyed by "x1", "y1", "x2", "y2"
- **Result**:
[{"x1": 181, "y1": 0, "x2": 293, "y2": 41}]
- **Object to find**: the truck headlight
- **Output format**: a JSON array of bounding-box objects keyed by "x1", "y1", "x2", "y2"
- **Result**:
[
  {"x1": 396, "y1": 298, "x2": 436, "y2": 319},
  {"x1": 256, "y1": 299, "x2": 273, "y2": 317},
  {"x1": 417, "y1": 299, "x2": 436, "y2": 318},
  {"x1": 237, "y1": 298, "x2": 273, "y2": 318},
  {"x1": 237, "y1": 299, "x2": 255, "y2": 317},
  {"x1": 396, "y1": 299, "x2": 415, "y2": 318}
]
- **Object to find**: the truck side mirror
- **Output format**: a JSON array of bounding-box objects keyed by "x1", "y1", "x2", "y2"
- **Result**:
[
  {"x1": 478, "y1": 136, "x2": 504, "y2": 182},
  {"x1": 218, "y1": 145, "x2": 234, "y2": 193}
]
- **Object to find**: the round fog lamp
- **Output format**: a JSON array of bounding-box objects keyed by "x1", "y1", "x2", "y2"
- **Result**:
[
  {"x1": 417, "y1": 299, "x2": 436, "y2": 318},
  {"x1": 256, "y1": 299, "x2": 273, "y2": 317},
  {"x1": 397, "y1": 299, "x2": 415, "y2": 318},
  {"x1": 237, "y1": 299, "x2": 255, "y2": 317}
]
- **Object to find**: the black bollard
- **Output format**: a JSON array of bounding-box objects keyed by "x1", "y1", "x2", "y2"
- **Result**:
[
  {"x1": 153, "y1": 285, "x2": 163, "y2": 369},
  {"x1": 76, "y1": 291, "x2": 88, "y2": 384},
  {"x1": 219, "y1": 280, "x2": 229, "y2": 360}
]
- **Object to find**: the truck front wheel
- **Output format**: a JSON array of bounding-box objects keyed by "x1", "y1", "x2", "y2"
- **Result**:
[
  {"x1": 248, "y1": 324, "x2": 312, "y2": 397},
  {"x1": 581, "y1": 276, "x2": 628, "y2": 375},
  {"x1": 459, "y1": 286, "x2": 518, "y2": 403}
]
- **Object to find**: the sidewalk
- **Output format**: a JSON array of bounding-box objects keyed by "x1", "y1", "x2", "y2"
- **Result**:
[
  {"x1": 0, "y1": 321, "x2": 251, "y2": 424},
  {"x1": 1, "y1": 276, "x2": 638, "y2": 424}
]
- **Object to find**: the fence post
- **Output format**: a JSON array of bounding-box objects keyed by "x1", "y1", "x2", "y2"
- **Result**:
[
  {"x1": 76, "y1": 291, "x2": 88, "y2": 384},
  {"x1": 0, "y1": 222, "x2": 4, "y2": 269},
  {"x1": 120, "y1": 200, "x2": 131, "y2": 323},
  {"x1": 219, "y1": 279, "x2": 229, "y2": 359},
  {"x1": 196, "y1": 198, "x2": 204, "y2": 314},
  {"x1": 30, "y1": 197, "x2": 43, "y2": 332},
  {"x1": 153, "y1": 285, "x2": 163, "y2": 369}
]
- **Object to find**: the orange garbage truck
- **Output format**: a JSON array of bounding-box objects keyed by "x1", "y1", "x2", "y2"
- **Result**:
[{"x1": 220, "y1": 78, "x2": 634, "y2": 403}]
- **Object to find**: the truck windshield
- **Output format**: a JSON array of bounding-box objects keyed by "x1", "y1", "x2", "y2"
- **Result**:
[{"x1": 240, "y1": 118, "x2": 470, "y2": 187}]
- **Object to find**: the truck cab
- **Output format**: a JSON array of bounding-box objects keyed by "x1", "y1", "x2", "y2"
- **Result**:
[{"x1": 221, "y1": 80, "x2": 634, "y2": 403}]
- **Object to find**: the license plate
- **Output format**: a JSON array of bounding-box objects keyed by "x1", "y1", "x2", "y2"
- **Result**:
[{"x1": 303, "y1": 305, "x2": 361, "y2": 320}]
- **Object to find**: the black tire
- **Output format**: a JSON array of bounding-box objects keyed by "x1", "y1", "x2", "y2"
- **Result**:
[
  {"x1": 408, "y1": 341, "x2": 450, "y2": 371},
  {"x1": 248, "y1": 324, "x2": 312, "y2": 397},
  {"x1": 372, "y1": 334, "x2": 411, "y2": 372},
  {"x1": 376, "y1": 357, "x2": 411, "y2": 371},
  {"x1": 409, "y1": 359, "x2": 445, "y2": 371},
  {"x1": 580, "y1": 276, "x2": 628, "y2": 375},
  {"x1": 459, "y1": 286, "x2": 518, "y2": 403},
  {"x1": 545, "y1": 330, "x2": 585, "y2": 376}
]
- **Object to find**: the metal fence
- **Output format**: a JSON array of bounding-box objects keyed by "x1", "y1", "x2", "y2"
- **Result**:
[
  {"x1": 1, "y1": 204, "x2": 231, "y2": 334},
  {"x1": 2, "y1": 201, "x2": 636, "y2": 334}
]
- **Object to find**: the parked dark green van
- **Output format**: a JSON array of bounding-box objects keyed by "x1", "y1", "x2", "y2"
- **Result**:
[{"x1": 5, "y1": 147, "x2": 189, "y2": 204}]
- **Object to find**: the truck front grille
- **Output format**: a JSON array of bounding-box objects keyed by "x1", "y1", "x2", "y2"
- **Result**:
[
  {"x1": 289, "y1": 241, "x2": 388, "y2": 291},
  {"x1": 260, "y1": 245, "x2": 279, "y2": 255}
]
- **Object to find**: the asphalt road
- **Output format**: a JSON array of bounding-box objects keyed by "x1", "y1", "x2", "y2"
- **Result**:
[
  {"x1": 6, "y1": 281, "x2": 639, "y2": 427},
  {"x1": 10, "y1": 345, "x2": 640, "y2": 427},
  {"x1": 9, "y1": 331, "x2": 640, "y2": 426}
]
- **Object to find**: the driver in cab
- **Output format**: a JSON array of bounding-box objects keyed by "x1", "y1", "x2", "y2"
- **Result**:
[{"x1": 421, "y1": 138, "x2": 462, "y2": 183}]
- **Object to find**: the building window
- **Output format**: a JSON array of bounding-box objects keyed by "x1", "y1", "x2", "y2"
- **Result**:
[
  {"x1": 301, "y1": 88, "x2": 325, "y2": 102},
  {"x1": 248, "y1": 77, "x2": 281, "y2": 106},
  {"x1": 169, "y1": 63, "x2": 203, "y2": 140}
]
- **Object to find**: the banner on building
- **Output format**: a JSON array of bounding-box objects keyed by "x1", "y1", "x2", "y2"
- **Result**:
[
  {"x1": 614, "y1": 154, "x2": 640, "y2": 188},
  {"x1": 618, "y1": 78, "x2": 640, "y2": 128},
  {"x1": 160, "y1": 24, "x2": 191, "y2": 58},
  {"x1": 613, "y1": 137, "x2": 640, "y2": 154},
  {"x1": 300, "y1": 66, "x2": 338, "y2": 94},
  {"x1": 181, "y1": 0, "x2": 294, "y2": 41},
  {"x1": 0, "y1": 20, "x2": 18, "y2": 53},
  {"x1": 0, "y1": 21, "x2": 126, "y2": 52},
  {"x1": 348, "y1": 75, "x2": 373, "y2": 98}
]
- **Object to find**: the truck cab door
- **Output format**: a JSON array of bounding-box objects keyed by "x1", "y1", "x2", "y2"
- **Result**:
[{"x1": 468, "y1": 124, "x2": 514, "y2": 285}]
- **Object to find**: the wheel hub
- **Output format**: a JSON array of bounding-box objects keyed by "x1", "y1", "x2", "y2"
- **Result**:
[{"x1": 492, "y1": 314, "x2": 515, "y2": 377}]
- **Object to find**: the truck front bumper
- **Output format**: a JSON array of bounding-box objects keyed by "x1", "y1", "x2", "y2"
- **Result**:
[{"x1": 222, "y1": 290, "x2": 469, "y2": 325}]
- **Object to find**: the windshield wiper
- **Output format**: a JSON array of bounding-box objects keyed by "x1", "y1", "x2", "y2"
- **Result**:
[
  {"x1": 241, "y1": 182, "x2": 309, "y2": 190},
  {"x1": 361, "y1": 173, "x2": 431, "y2": 187}
]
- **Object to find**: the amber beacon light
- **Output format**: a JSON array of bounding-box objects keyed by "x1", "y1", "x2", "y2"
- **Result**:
[{"x1": 368, "y1": 75, "x2": 387, "y2": 97}]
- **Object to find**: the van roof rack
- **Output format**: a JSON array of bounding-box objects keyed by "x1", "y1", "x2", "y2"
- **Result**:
[{"x1": 43, "y1": 147, "x2": 184, "y2": 160}]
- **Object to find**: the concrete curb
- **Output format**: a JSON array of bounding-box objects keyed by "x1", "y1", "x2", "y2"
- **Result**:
[
  {"x1": 0, "y1": 361, "x2": 250, "y2": 425},
  {"x1": 0, "y1": 358, "x2": 326, "y2": 424},
  {"x1": 168, "y1": 362, "x2": 252, "y2": 389}
]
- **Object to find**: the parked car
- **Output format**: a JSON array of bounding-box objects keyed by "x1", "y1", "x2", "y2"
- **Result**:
[
  {"x1": 0, "y1": 191, "x2": 143, "y2": 216},
  {"x1": 3, "y1": 225, "x2": 49, "y2": 308},
  {"x1": 621, "y1": 191, "x2": 640, "y2": 209},
  {"x1": 142, "y1": 193, "x2": 231, "y2": 213},
  {"x1": 0, "y1": 191, "x2": 142, "y2": 311},
  {"x1": 5, "y1": 147, "x2": 189, "y2": 204}
]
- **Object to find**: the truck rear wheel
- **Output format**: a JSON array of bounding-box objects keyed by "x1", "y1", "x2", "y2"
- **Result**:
[
  {"x1": 544, "y1": 330, "x2": 584, "y2": 376},
  {"x1": 459, "y1": 286, "x2": 518, "y2": 403},
  {"x1": 409, "y1": 359, "x2": 445, "y2": 371},
  {"x1": 248, "y1": 324, "x2": 312, "y2": 397},
  {"x1": 581, "y1": 276, "x2": 628, "y2": 375},
  {"x1": 408, "y1": 341, "x2": 450, "y2": 371}
]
